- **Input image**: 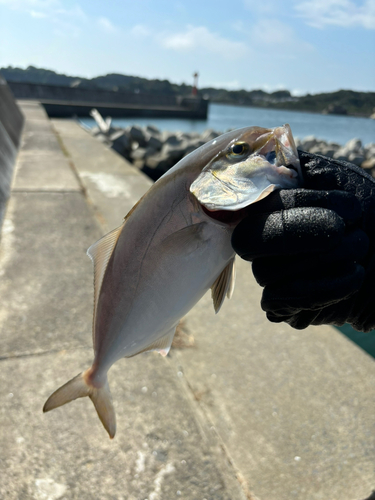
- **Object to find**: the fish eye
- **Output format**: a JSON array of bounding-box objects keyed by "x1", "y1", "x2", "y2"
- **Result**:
[{"x1": 227, "y1": 142, "x2": 250, "y2": 159}]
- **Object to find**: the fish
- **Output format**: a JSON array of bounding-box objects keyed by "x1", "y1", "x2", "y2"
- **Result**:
[{"x1": 43, "y1": 124, "x2": 302, "y2": 438}]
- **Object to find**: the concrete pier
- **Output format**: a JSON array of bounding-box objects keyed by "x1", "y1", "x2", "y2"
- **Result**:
[
  {"x1": 7, "y1": 82, "x2": 209, "y2": 119},
  {"x1": 0, "y1": 101, "x2": 374, "y2": 500}
]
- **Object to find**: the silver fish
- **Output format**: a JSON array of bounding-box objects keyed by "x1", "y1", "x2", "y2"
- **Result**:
[{"x1": 43, "y1": 124, "x2": 301, "y2": 438}]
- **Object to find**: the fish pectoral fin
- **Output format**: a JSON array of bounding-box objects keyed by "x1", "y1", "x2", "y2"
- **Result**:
[
  {"x1": 132, "y1": 326, "x2": 177, "y2": 358},
  {"x1": 160, "y1": 222, "x2": 207, "y2": 255},
  {"x1": 87, "y1": 223, "x2": 124, "y2": 323},
  {"x1": 211, "y1": 258, "x2": 236, "y2": 314}
]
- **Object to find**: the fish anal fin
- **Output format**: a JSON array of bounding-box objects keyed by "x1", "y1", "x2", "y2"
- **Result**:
[
  {"x1": 130, "y1": 326, "x2": 177, "y2": 358},
  {"x1": 87, "y1": 223, "x2": 124, "y2": 326},
  {"x1": 211, "y1": 258, "x2": 236, "y2": 314}
]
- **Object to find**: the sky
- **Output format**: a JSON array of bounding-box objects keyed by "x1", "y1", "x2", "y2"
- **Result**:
[{"x1": 0, "y1": 0, "x2": 374, "y2": 95}]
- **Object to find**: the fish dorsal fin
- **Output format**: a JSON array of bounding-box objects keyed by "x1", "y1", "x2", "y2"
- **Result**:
[
  {"x1": 87, "y1": 223, "x2": 124, "y2": 325},
  {"x1": 211, "y1": 258, "x2": 236, "y2": 314},
  {"x1": 128, "y1": 326, "x2": 178, "y2": 358}
]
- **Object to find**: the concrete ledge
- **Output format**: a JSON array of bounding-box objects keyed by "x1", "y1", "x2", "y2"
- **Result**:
[
  {"x1": 51, "y1": 119, "x2": 153, "y2": 232},
  {"x1": 0, "y1": 76, "x2": 24, "y2": 148},
  {"x1": 0, "y1": 78, "x2": 24, "y2": 224}
]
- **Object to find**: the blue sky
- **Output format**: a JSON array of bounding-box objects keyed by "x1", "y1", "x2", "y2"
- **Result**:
[{"x1": 0, "y1": 0, "x2": 374, "y2": 94}]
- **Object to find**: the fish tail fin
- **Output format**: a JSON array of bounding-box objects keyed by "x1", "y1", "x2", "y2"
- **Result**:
[{"x1": 43, "y1": 370, "x2": 116, "y2": 439}]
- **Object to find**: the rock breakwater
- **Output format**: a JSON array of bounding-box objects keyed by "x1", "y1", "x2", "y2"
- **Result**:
[{"x1": 87, "y1": 117, "x2": 375, "y2": 181}]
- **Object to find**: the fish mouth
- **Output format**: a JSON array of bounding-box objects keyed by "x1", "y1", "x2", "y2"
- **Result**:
[
  {"x1": 201, "y1": 204, "x2": 252, "y2": 224},
  {"x1": 284, "y1": 163, "x2": 298, "y2": 172}
]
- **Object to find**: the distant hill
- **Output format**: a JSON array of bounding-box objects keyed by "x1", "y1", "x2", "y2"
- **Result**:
[{"x1": 2, "y1": 65, "x2": 374, "y2": 117}]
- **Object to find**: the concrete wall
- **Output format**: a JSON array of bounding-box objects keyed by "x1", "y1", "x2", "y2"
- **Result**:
[
  {"x1": 8, "y1": 81, "x2": 179, "y2": 106},
  {"x1": 6, "y1": 81, "x2": 209, "y2": 119},
  {"x1": 0, "y1": 75, "x2": 24, "y2": 225}
]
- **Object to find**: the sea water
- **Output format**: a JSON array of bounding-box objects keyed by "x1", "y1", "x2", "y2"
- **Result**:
[{"x1": 80, "y1": 102, "x2": 375, "y2": 146}]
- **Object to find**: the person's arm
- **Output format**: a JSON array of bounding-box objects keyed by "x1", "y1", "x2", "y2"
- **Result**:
[{"x1": 231, "y1": 152, "x2": 375, "y2": 332}]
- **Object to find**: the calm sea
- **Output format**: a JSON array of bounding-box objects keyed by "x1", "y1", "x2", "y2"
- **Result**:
[{"x1": 80, "y1": 102, "x2": 375, "y2": 146}]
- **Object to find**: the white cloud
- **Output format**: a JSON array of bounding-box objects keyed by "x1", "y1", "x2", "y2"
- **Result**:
[
  {"x1": 131, "y1": 24, "x2": 151, "y2": 37},
  {"x1": 56, "y1": 5, "x2": 86, "y2": 22},
  {"x1": 98, "y1": 17, "x2": 118, "y2": 34},
  {"x1": 0, "y1": 0, "x2": 87, "y2": 37},
  {"x1": 295, "y1": 0, "x2": 375, "y2": 29},
  {"x1": 249, "y1": 18, "x2": 314, "y2": 54},
  {"x1": 243, "y1": 0, "x2": 280, "y2": 13},
  {"x1": 30, "y1": 10, "x2": 47, "y2": 18},
  {"x1": 210, "y1": 79, "x2": 242, "y2": 90},
  {"x1": 0, "y1": 0, "x2": 58, "y2": 7},
  {"x1": 159, "y1": 25, "x2": 247, "y2": 59}
]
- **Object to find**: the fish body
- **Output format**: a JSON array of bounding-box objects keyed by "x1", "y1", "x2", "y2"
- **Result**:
[{"x1": 43, "y1": 124, "x2": 302, "y2": 438}]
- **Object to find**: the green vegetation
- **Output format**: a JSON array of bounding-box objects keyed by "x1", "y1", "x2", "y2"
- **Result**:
[{"x1": 1, "y1": 66, "x2": 374, "y2": 117}]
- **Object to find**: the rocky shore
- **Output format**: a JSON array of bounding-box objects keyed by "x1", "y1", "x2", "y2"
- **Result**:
[{"x1": 86, "y1": 114, "x2": 375, "y2": 181}]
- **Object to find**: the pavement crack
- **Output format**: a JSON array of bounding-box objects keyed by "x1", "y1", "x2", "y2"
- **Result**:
[
  {"x1": 12, "y1": 189, "x2": 81, "y2": 194},
  {"x1": 169, "y1": 351, "x2": 252, "y2": 500},
  {"x1": 0, "y1": 345, "x2": 91, "y2": 362}
]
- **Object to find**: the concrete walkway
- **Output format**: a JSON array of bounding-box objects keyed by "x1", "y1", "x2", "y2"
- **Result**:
[{"x1": 0, "y1": 101, "x2": 374, "y2": 500}]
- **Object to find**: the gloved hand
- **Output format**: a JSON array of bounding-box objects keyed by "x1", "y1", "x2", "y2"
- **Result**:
[{"x1": 231, "y1": 151, "x2": 375, "y2": 332}]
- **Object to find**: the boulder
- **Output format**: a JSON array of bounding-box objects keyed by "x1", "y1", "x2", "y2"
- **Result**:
[
  {"x1": 300, "y1": 135, "x2": 319, "y2": 150},
  {"x1": 334, "y1": 138, "x2": 365, "y2": 163},
  {"x1": 146, "y1": 124, "x2": 161, "y2": 136},
  {"x1": 364, "y1": 143, "x2": 375, "y2": 159},
  {"x1": 309, "y1": 142, "x2": 339, "y2": 158},
  {"x1": 110, "y1": 130, "x2": 131, "y2": 156},
  {"x1": 184, "y1": 140, "x2": 206, "y2": 156},
  {"x1": 344, "y1": 138, "x2": 362, "y2": 153},
  {"x1": 162, "y1": 142, "x2": 190, "y2": 162},
  {"x1": 129, "y1": 125, "x2": 149, "y2": 147},
  {"x1": 348, "y1": 152, "x2": 365, "y2": 166},
  {"x1": 309, "y1": 143, "x2": 328, "y2": 155},
  {"x1": 201, "y1": 129, "x2": 220, "y2": 142},
  {"x1": 143, "y1": 151, "x2": 177, "y2": 180},
  {"x1": 147, "y1": 135, "x2": 163, "y2": 151},
  {"x1": 333, "y1": 148, "x2": 349, "y2": 161},
  {"x1": 361, "y1": 158, "x2": 375, "y2": 170},
  {"x1": 131, "y1": 146, "x2": 157, "y2": 161},
  {"x1": 162, "y1": 132, "x2": 182, "y2": 146}
]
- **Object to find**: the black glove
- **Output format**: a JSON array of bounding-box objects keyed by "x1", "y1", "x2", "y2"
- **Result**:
[{"x1": 231, "y1": 152, "x2": 375, "y2": 332}]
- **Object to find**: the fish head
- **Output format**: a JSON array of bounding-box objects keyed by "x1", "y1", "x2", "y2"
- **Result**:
[{"x1": 190, "y1": 124, "x2": 302, "y2": 212}]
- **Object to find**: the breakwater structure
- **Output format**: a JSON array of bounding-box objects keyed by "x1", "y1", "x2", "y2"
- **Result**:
[
  {"x1": 6, "y1": 81, "x2": 209, "y2": 119},
  {"x1": 0, "y1": 76, "x2": 24, "y2": 225}
]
